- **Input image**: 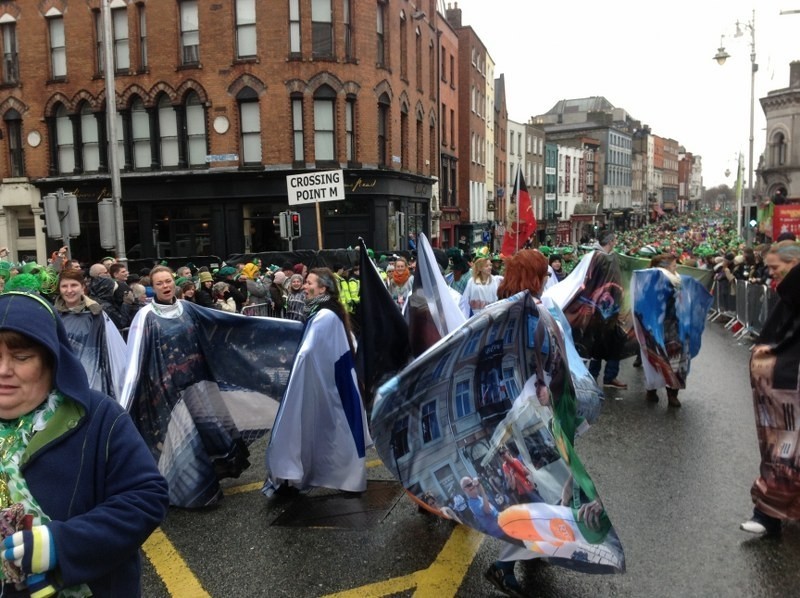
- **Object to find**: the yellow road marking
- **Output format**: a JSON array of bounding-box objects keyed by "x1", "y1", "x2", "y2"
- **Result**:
[
  {"x1": 151, "y1": 467, "x2": 481, "y2": 598},
  {"x1": 321, "y1": 525, "x2": 484, "y2": 598},
  {"x1": 143, "y1": 528, "x2": 210, "y2": 597}
]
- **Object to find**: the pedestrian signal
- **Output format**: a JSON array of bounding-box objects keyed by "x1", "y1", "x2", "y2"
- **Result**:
[{"x1": 290, "y1": 212, "x2": 301, "y2": 238}]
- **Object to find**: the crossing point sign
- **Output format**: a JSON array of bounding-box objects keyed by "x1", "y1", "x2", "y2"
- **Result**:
[{"x1": 286, "y1": 170, "x2": 345, "y2": 206}]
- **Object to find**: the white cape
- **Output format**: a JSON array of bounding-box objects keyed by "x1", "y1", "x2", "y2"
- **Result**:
[{"x1": 267, "y1": 308, "x2": 373, "y2": 492}]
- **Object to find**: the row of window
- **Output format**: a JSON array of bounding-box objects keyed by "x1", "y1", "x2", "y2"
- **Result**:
[
  {"x1": 0, "y1": 1, "x2": 439, "y2": 86},
  {"x1": 7, "y1": 86, "x2": 438, "y2": 177}
]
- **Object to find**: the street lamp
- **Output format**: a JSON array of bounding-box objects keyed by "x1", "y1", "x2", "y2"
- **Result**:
[{"x1": 713, "y1": 9, "x2": 756, "y2": 242}]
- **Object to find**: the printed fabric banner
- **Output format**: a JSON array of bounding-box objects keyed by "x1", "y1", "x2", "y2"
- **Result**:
[
  {"x1": 631, "y1": 270, "x2": 713, "y2": 390},
  {"x1": 545, "y1": 250, "x2": 637, "y2": 361},
  {"x1": 120, "y1": 301, "x2": 303, "y2": 508},
  {"x1": 372, "y1": 291, "x2": 625, "y2": 572},
  {"x1": 60, "y1": 310, "x2": 127, "y2": 400}
]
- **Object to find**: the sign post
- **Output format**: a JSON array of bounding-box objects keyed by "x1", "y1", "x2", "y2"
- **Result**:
[{"x1": 286, "y1": 170, "x2": 345, "y2": 250}]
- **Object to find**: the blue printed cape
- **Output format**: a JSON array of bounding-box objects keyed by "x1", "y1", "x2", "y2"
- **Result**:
[
  {"x1": 371, "y1": 291, "x2": 625, "y2": 572},
  {"x1": 120, "y1": 301, "x2": 303, "y2": 508},
  {"x1": 60, "y1": 310, "x2": 127, "y2": 400},
  {"x1": 631, "y1": 269, "x2": 713, "y2": 390}
]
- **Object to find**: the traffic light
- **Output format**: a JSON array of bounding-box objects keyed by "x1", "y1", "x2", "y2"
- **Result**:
[
  {"x1": 290, "y1": 211, "x2": 301, "y2": 238},
  {"x1": 278, "y1": 211, "x2": 290, "y2": 239}
]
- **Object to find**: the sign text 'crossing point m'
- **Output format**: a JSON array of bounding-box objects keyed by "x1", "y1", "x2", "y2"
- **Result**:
[{"x1": 286, "y1": 170, "x2": 345, "y2": 206}]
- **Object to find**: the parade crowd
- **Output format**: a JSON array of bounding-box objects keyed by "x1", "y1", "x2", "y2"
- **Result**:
[{"x1": 0, "y1": 207, "x2": 796, "y2": 597}]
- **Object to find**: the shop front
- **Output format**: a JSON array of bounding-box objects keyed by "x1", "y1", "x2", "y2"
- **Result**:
[{"x1": 34, "y1": 168, "x2": 433, "y2": 263}]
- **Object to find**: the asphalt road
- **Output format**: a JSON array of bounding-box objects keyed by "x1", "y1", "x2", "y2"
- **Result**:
[{"x1": 141, "y1": 320, "x2": 800, "y2": 597}]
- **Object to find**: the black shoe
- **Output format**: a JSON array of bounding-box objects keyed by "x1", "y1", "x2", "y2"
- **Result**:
[
  {"x1": 646, "y1": 390, "x2": 659, "y2": 403},
  {"x1": 633, "y1": 356, "x2": 643, "y2": 367},
  {"x1": 740, "y1": 508, "x2": 782, "y2": 535},
  {"x1": 484, "y1": 563, "x2": 526, "y2": 598}
]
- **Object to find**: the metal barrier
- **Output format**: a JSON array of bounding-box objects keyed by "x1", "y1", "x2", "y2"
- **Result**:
[
  {"x1": 241, "y1": 302, "x2": 282, "y2": 318},
  {"x1": 707, "y1": 278, "x2": 778, "y2": 341}
]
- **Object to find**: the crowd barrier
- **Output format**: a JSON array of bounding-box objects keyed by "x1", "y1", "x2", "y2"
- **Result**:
[
  {"x1": 707, "y1": 278, "x2": 778, "y2": 341},
  {"x1": 241, "y1": 302, "x2": 282, "y2": 318}
]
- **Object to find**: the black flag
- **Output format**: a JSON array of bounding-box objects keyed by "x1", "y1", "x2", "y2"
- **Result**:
[{"x1": 355, "y1": 238, "x2": 411, "y2": 409}]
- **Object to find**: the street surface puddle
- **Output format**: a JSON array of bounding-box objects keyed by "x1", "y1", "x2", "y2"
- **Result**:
[{"x1": 270, "y1": 480, "x2": 403, "y2": 529}]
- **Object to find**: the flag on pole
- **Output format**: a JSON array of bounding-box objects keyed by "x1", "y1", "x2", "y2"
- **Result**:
[
  {"x1": 355, "y1": 237, "x2": 411, "y2": 409},
  {"x1": 501, "y1": 167, "x2": 537, "y2": 256}
]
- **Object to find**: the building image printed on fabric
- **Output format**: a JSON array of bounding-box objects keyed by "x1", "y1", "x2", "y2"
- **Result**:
[{"x1": 376, "y1": 298, "x2": 568, "y2": 517}]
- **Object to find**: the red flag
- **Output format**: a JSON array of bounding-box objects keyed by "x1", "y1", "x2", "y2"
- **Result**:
[{"x1": 501, "y1": 168, "x2": 537, "y2": 255}]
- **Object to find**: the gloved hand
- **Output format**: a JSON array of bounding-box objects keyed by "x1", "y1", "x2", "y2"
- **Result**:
[{"x1": 2, "y1": 526, "x2": 57, "y2": 574}]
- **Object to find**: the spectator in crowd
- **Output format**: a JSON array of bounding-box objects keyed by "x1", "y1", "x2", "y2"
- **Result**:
[
  {"x1": 195, "y1": 271, "x2": 215, "y2": 308},
  {"x1": 459, "y1": 257, "x2": 502, "y2": 318},
  {"x1": 88, "y1": 263, "x2": 110, "y2": 280},
  {"x1": 742, "y1": 240, "x2": 800, "y2": 535},
  {"x1": 88, "y1": 276, "x2": 130, "y2": 331},
  {"x1": 180, "y1": 281, "x2": 197, "y2": 303},
  {"x1": 212, "y1": 282, "x2": 237, "y2": 312},
  {"x1": 549, "y1": 254, "x2": 566, "y2": 282},
  {"x1": 386, "y1": 257, "x2": 414, "y2": 309},
  {"x1": 217, "y1": 267, "x2": 248, "y2": 312},
  {"x1": 285, "y1": 274, "x2": 306, "y2": 322}
]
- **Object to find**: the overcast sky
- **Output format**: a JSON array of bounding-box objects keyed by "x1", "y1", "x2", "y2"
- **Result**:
[{"x1": 448, "y1": 0, "x2": 799, "y2": 189}]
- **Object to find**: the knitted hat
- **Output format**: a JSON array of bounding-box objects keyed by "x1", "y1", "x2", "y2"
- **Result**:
[
  {"x1": 292, "y1": 264, "x2": 305, "y2": 275},
  {"x1": 241, "y1": 263, "x2": 260, "y2": 280},
  {"x1": 273, "y1": 271, "x2": 287, "y2": 286},
  {"x1": 218, "y1": 266, "x2": 237, "y2": 277},
  {"x1": 198, "y1": 271, "x2": 213, "y2": 283},
  {"x1": 0, "y1": 292, "x2": 89, "y2": 402}
]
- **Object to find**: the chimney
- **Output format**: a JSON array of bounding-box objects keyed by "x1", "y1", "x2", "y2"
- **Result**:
[
  {"x1": 446, "y1": 2, "x2": 462, "y2": 28},
  {"x1": 790, "y1": 61, "x2": 800, "y2": 88}
]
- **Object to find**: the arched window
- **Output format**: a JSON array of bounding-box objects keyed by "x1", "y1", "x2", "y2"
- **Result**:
[
  {"x1": 237, "y1": 86, "x2": 261, "y2": 165},
  {"x1": 185, "y1": 92, "x2": 206, "y2": 166},
  {"x1": 4, "y1": 109, "x2": 23, "y2": 177},
  {"x1": 131, "y1": 96, "x2": 151, "y2": 169},
  {"x1": 416, "y1": 111, "x2": 423, "y2": 172},
  {"x1": 158, "y1": 95, "x2": 178, "y2": 167},
  {"x1": 291, "y1": 93, "x2": 304, "y2": 163},
  {"x1": 313, "y1": 84, "x2": 336, "y2": 162},
  {"x1": 345, "y1": 95, "x2": 356, "y2": 163},
  {"x1": 400, "y1": 103, "x2": 408, "y2": 169},
  {"x1": 55, "y1": 104, "x2": 74, "y2": 174},
  {"x1": 377, "y1": 93, "x2": 390, "y2": 166},
  {"x1": 773, "y1": 132, "x2": 787, "y2": 166},
  {"x1": 80, "y1": 103, "x2": 100, "y2": 172}
]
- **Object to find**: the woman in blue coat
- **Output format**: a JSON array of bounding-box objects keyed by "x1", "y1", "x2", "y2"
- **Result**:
[{"x1": 0, "y1": 291, "x2": 168, "y2": 597}]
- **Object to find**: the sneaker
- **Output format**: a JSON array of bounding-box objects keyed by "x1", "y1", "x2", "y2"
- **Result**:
[
  {"x1": 484, "y1": 563, "x2": 526, "y2": 598},
  {"x1": 740, "y1": 509, "x2": 781, "y2": 535},
  {"x1": 603, "y1": 379, "x2": 628, "y2": 390}
]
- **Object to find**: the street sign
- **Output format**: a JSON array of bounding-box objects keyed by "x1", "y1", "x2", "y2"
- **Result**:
[
  {"x1": 286, "y1": 169, "x2": 345, "y2": 206},
  {"x1": 205, "y1": 153, "x2": 239, "y2": 163}
]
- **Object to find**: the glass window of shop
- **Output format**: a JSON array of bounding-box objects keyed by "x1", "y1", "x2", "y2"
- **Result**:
[{"x1": 152, "y1": 204, "x2": 211, "y2": 256}]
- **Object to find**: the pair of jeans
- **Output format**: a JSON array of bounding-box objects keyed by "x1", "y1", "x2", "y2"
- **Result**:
[{"x1": 589, "y1": 359, "x2": 620, "y2": 383}]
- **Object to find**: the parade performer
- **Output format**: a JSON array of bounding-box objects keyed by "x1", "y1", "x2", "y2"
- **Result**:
[
  {"x1": 264, "y1": 268, "x2": 372, "y2": 496},
  {"x1": 631, "y1": 254, "x2": 713, "y2": 407},
  {"x1": 372, "y1": 249, "x2": 624, "y2": 597},
  {"x1": 54, "y1": 269, "x2": 127, "y2": 400},
  {"x1": 0, "y1": 291, "x2": 168, "y2": 596},
  {"x1": 121, "y1": 266, "x2": 303, "y2": 508},
  {"x1": 545, "y1": 231, "x2": 635, "y2": 389},
  {"x1": 741, "y1": 241, "x2": 800, "y2": 534},
  {"x1": 459, "y1": 257, "x2": 503, "y2": 318}
]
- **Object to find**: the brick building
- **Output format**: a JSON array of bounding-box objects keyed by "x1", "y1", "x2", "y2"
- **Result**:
[{"x1": 0, "y1": 0, "x2": 441, "y2": 263}]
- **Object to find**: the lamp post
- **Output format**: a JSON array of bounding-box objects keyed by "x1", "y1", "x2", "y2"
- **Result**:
[{"x1": 713, "y1": 9, "x2": 756, "y2": 243}]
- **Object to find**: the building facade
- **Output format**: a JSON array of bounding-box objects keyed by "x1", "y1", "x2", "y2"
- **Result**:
[{"x1": 0, "y1": 0, "x2": 441, "y2": 264}]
